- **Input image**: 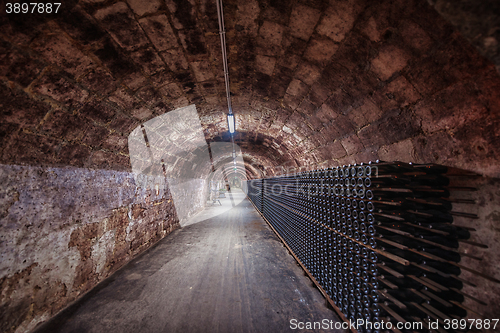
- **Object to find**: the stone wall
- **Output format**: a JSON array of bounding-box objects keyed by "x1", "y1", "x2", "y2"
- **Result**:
[
  {"x1": 0, "y1": 164, "x2": 180, "y2": 333},
  {"x1": 2, "y1": 0, "x2": 499, "y2": 179},
  {"x1": 429, "y1": 0, "x2": 500, "y2": 73},
  {"x1": 450, "y1": 176, "x2": 500, "y2": 320}
]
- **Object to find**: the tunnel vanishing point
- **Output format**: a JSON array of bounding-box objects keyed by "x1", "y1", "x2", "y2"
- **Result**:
[{"x1": 1, "y1": 0, "x2": 500, "y2": 332}]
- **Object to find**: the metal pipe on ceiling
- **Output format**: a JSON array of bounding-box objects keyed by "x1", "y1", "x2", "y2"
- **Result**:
[
  {"x1": 215, "y1": 0, "x2": 232, "y2": 116},
  {"x1": 216, "y1": 0, "x2": 238, "y2": 171}
]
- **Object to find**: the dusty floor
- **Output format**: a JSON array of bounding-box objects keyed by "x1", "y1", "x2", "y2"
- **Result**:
[{"x1": 33, "y1": 190, "x2": 342, "y2": 333}]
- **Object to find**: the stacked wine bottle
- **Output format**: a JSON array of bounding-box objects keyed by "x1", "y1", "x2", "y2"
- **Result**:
[{"x1": 247, "y1": 161, "x2": 495, "y2": 332}]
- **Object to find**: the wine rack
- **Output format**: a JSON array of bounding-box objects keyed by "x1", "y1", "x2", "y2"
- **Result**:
[{"x1": 246, "y1": 161, "x2": 495, "y2": 332}]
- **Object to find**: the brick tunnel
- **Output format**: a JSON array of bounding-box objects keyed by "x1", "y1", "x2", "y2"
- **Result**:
[{"x1": 1, "y1": 0, "x2": 500, "y2": 332}]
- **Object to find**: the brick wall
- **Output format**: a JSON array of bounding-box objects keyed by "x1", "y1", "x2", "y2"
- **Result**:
[
  {"x1": 1, "y1": 0, "x2": 499, "y2": 178},
  {"x1": 0, "y1": 165, "x2": 180, "y2": 333}
]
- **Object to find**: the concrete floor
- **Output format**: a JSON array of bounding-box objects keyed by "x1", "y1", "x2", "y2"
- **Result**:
[
  {"x1": 34, "y1": 190, "x2": 343, "y2": 333},
  {"x1": 181, "y1": 188, "x2": 246, "y2": 227}
]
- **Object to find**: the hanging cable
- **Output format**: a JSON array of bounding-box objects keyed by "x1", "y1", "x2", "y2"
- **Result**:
[
  {"x1": 216, "y1": 0, "x2": 237, "y2": 175},
  {"x1": 216, "y1": 0, "x2": 232, "y2": 116}
]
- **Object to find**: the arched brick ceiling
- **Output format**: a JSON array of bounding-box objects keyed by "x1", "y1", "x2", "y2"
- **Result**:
[
  {"x1": 1, "y1": 0, "x2": 499, "y2": 178},
  {"x1": 209, "y1": 164, "x2": 251, "y2": 183}
]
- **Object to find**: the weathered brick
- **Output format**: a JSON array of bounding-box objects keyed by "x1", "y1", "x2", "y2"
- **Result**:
[
  {"x1": 475, "y1": 67, "x2": 500, "y2": 117},
  {"x1": 309, "y1": 131, "x2": 329, "y2": 146},
  {"x1": 4, "y1": 49, "x2": 45, "y2": 87},
  {"x1": 79, "y1": 99, "x2": 116, "y2": 124},
  {"x1": 399, "y1": 20, "x2": 433, "y2": 53},
  {"x1": 379, "y1": 108, "x2": 421, "y2": 144},
  {"x1": 341, "y1": 135, "x2": 364, "y2": 155},
  {"x1": 94, "y1": 39, "x2": 138, "y2": 78},
  {"x1": 315, "y1": 103, "x2": 339, "y2": 124},
  {"x1": 351, "y1": 148, "x2": 379, "y2": 164},
  {"x1": 94, "y1": 2, "x2": 149, "y2": 51},
  {"x1": 190, "y1": 61, "x2": 215, "y2": 82},
  {"x1": 31, "y1": 33, "x2": 95, "y2": 79},
  {"x1": 90, "y1": 150, "x2": 131, "y2": 171},
  {"x1": 81, "y1": 68, "x2": 117, "y2": 95},
  {"x1": 330, "y1": 114, "x2": 356, "y2": 138},
  {"x1": 2, "y1": 131, "x2": 60, "y2": 166},
  {"x1": 159, "y1": 83, "x2": 184, "y2": 100},
  {"x1": 316, "y1": 0, "x2": 364, "y2": 42},
  {"x1": 0, "y1": 87, "x2": 50, "y2": 128},
  {"x1": 414, "y1": 80, "x2": 488, "y2": 133},
  {"x1": 348, "y1": 98, "x2": 383, "y2": 128},
  {"x1": 372, "y1": 75, "x2": 421, "y2": 110},
  {"x1": 102, "y1": 134, "x2": 128, "y2": 152},
  {"x1": 278, "y1": 53, "x2": 301, "y2": 70},
  {"x1": 139, "y1": 15, "x2": 178, "y2": 52},
  {"x1": 56, "y1": 6, "x2": 107, "y2": 45},
  {"x1": 407, "y1": 0, "x2": 455, "y2": 42},
  {"x1": 294, "y1": 62, "x2": 321, "y2": 86},
  {"x1": 442, "y1": 33, "x2": 492, "y2": 82},
  {"x1": 282, "y1": 35, "x2": 309, "y2": 56},
  {"x1": 258, "y1": 21, "x2": 284, "y2": 48},
  {"x1": 57, "y1": 143, "x2": 92, "y2": 167},
  {"x1": 2, "y1": 3, "x2": 500, "y2": 330},
  {"x1": 307, "y1": 81, "x2": 331, "y2": 108},
  {"x1": 149, "y1": 71, "x2": 173, "y2": 86},
  {"x1": 411, "y1": 131, "x2": 459, "y2": 164},
  {"x1": 32, "y1": 72, "x2": 89, "y2": 107},
  {"x1": 453, "y1": 117, "x2": 500, "y2": 165},
  {"x1": 325, "y1": 89, "x2": 356, "y2": 115},
  {"x1": 109, "y1": 88, "x2": 142, "y2": 110},
  {"x1": 296, "y1": 99, "x2": 317, "y2": 116},
  {"x1": 164, "y1": 0, "x2": 197, "y2": 29},
  {"x1": 136, "y1": 86, "x2": 163, "y2": 106},
  {"x1": 286, "y1": 79, "x2": 309, "y2": 98},
  {"x1": 131, "y1": 48, "x2": 165, "y2": 76},
  {"x1": 131, "y1": 107, "x2": 153, "y2": 120},
  {"x1": 255, "y1": 55, "x2": 276, "y2": 76},
  {"x1": 260, "y1": 1, "x2": 291, "y2": 26},
  {"x1": 357, "y1": 15, "x2": 383, "y2": 42},
  {"x1": 305, "y1": 114, "x2": 323, "y2": 132},
  {"x1": 81, "y1": 122, "x2": 109, "y2": 148},
  {"x1": 371, "y1": 45, "x2": 411, "y2": 81},
  {"x1": 405, "y1": 56, "x2": 453, "y2": 97},
  {"x1": 357, "y1": 122, "x2": 387, "y2": 148},
  {"x1": 378, "y1": 139, "x2": 415, "y2": 163},
  {"x1": 332, "y1": 32, "x2": 372, "y2": 72},
  {"x1": 0, "y1": 123, "x2": 19, "y2": 157},
  {"x1": 288, "y1": 5, "x2": 321, "y2": 41},
  {"x1": 319, "y1": 61, "x2": 351, "y2": 92},
  {"x1": 304, "y1": 38, "x2": 339, "y2": 65},
  {"x1": 270, "y1": 71, "x2": 292, "y2": 100},
  {"x1": 109, "y1": 115, "x2": 138, "y2": 134},
  {"x1": 41, "y1": 109, "x2": 89, "y2": 141},
  {"x1": 178, "y1": 29, "x2": 207, "y2": 56},
  {"x1": 126, "y1": 0, "x2": 161, "y2": 16},
  {"x1": 327, "y1": 140, "x2": 347, "y2": 159}
]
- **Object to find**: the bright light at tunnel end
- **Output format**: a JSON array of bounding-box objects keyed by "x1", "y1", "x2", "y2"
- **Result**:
[
  {"x1": 227, "y1": 114, "x2": 235, "y2": 134},
  {"x1": 128, "y1": 104, "x2": 250, "y2": 227}
]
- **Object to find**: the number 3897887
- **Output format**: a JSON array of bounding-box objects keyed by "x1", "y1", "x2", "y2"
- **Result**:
[{"x1": 6, "y1": 3, "x2": 61, "y2": 14}]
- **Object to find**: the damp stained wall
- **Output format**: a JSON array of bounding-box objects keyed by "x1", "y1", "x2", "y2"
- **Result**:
[{"x1": 0, "y1": 165, "x2": 187, "y2": 333}]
